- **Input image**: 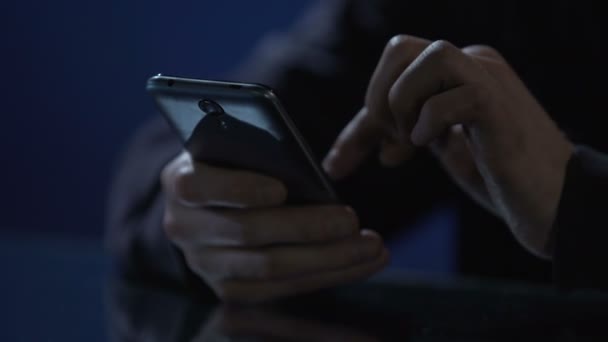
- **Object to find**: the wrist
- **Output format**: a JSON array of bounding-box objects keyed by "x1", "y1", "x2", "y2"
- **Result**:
[{"x1": 521, "y1": 137, "x2": 574, "y2": 259}]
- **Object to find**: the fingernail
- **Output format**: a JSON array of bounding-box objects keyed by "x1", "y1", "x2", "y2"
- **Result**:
[
  {"x1": 361, "y1": 229, "x2": 383, "y2": 243},
  {"x1": 360, "y1": 228, "x2": 376, "y2": 237}
]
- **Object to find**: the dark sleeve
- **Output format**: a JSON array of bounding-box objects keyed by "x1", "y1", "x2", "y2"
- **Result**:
[
  {"x1": 105, "y1": 0, "x2": 453, "y2": 288},
  {"x1": 553, "y1": 145, "x2": 608, "y2": 290}
]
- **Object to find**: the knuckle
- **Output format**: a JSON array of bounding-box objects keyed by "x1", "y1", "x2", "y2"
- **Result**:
[
  {"x1": 427, "y1": 40, "x2": 458, "y2": 64},
  {"x1": 431, "y1": 39, "x2": 456, "y2": 52},
  {"x1": 384, "y1": 34, "x2": 418, "y2": 60},
  {"x1": 465, "y1": 44, "x2": 503, "y2": 60},
  {"x1": 387, "y1": 34, "x2": 411, "y2": 50},
  {"x1": 478, "y1": 45, "x2": 500, "y2": 57}
]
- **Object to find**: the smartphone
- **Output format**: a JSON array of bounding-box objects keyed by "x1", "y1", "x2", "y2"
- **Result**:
[{"x1": 146, "y1": 75, "x2": 338, "y2": 204}]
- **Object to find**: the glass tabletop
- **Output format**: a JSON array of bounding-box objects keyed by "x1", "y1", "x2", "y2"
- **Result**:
[
  {"x1": 107, "y1": 273, "x2": 608, "y2": 342},
  {"x1": 2, "y1": 233, "x2": 608, "y2": 341}
]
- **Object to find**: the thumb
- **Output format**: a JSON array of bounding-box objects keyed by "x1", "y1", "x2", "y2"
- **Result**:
[{"x1": 322, "y1": 108, "x2": 385, "y2": 180}]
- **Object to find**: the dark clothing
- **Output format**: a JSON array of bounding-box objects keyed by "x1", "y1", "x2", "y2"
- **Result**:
[
  {"x1": 106, "y1": 0, "x2": 608, "y2": 292},
  {"x1": 554, "y1": 147, "x2": 608, "y2": 290}
]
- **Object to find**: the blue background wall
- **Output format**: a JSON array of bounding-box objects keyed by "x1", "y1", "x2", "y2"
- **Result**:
[{"x1": 1, "y1": 0, "x2": 313, "y2": 236}]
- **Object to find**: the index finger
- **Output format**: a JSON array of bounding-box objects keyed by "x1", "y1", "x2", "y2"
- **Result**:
[
  {"x1": 365, "y1": 35, "x2": 431, "y2": 128},
  {"x1": 323, "y1": 36, "x2": 430, "y2": 179},
  {"x1": 388, "y1": 40, "x2": 492, "y2": 141},
  {"x1": 323, "y1": 108, "x2": 383, "y2": 179}
]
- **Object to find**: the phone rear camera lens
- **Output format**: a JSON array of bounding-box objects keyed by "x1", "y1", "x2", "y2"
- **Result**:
[{"x1": 198, "y1": 99, "x2": 224, "y2": 116}]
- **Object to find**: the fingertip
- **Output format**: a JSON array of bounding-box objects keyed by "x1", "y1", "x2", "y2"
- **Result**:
[
  {"x1": 325, "y1": 108, "x2": 386, "y2": 180},
  {"x1": 322, "y1": 148, "x2": 339, "y2": 178},
  {"x1": 360, "y1": 229, "x2": 383, "y2": 242},
  {"x1": 322, "y1": 148, "x2": 351, "y2": 180},
  {"x1": 409, "y1": 124, "x2": 429, "y2": 147}
]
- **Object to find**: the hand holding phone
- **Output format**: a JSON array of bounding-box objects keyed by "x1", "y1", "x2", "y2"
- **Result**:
[
  {"x1": 150, "y1": 75, "x2": 389, "y2": 302},
  {"x1": 147, "y1": 75, "x2": 336, "y2": 204},
  {"x1": 161, "y1": 152, "x2": 388, "y2": 302}
]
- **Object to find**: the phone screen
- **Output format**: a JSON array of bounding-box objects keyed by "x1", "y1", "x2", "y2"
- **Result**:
[{"x1": 147, "y1": 75, "x2": 338, "y2": 204}]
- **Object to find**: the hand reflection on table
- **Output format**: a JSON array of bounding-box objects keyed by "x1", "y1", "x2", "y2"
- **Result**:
[
  {"x1": 107, "y1": 274, "x2": 608, "y2": 342},
  {"x1": 106, "y1": 281, "x2": 386, "y2": 342},
  {"x1": 193, "y1": 306, "x2": 379, "y2": 342}
]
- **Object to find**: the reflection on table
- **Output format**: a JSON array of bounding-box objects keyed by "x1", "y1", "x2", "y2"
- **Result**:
[{"x1": 107, "y1": 271, "x2": 608, "y2": 341}]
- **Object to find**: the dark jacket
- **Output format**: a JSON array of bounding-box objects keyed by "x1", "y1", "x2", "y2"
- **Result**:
[{"x1": 106, "y1": 0, "x2": 608, "y2": 292}]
